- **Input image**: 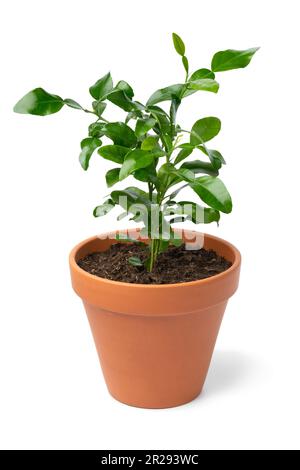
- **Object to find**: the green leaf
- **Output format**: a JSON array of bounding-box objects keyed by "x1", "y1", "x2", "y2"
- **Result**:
[
  {"x1": 93, "y1": 199, "x2": 115, "y2": 217},
  {"x1": 147, "y1": 84, "x2": 185, "y2": 106},
  {"x1": 92, "y1": 101, "x2": 107, "y2": 116},
  {"x1": 167, "y1": 184, "x2": 189, "y2": 200},
  {"x1": 98, "y1": 145, "x2": 130, "y2": 164},
  {"x1": 88, "y1": 122, "x2": 106, "y2": 138},
  {"x1": 174, "y1": 148, "x2": 193, "y2": 165},
  {"x1": 119, "y1": 149, "x2": 157, "y2": 181},
  {"x1": 211, "y1": 47, "x2": 259, "y2": 72},
  {"x1": 157, "y1": 162, "x2": 175, "y2": 188},
  {"x1": 147, "y1": 105, "x2": 169, "y2": 116},
  {"x1": 172, "y1": 32, "x2": 185, "y2": 56},
  {"x1": 187, "y1": 78, "x2": 219, "y2": 93},
  {"x1": 170, "y1": 236, "x2": 184, "y2": 247},
  {"x1": 13, "y1": 88, "x2": 64, "y2": 115},
  {"x1": 125, "y1": 187, "x2": 151, "y2": 203},
  {"x1": 107, "y1": 81, "x2": 141, "y2": 112},
  {"x1": 184, "y1": 69, "x2": 216, "y2": 98},
  {"x1": 190, "y1": 68, "x2": 215, "y2": 80},
  {"x1": 115, "y1": 80, "x2": 134, "y2": 98},
  {"x1": 158, "y1": 163, "x2": 194, "y2": 190},
  {"x1": 128, "y1": 256, "x2": 143, "y2": 267},
  {"x1": 190, "y1": 176, "x2": 232, "y2": 213},
  {"x1": 134, "y1": 165, "x2": 158, "y2": 185},
  {"x1": 182, "y1": 56, "x2": 189, "y2": 74},
  {"x1": 135, "y1": 118, "x2": 156, "y2": 138},
  {"x1": 198, "y1": 146, "x2": 226, "y2": 169},
  {"x1": 89, "y1": 72, "x2": 113, "y2": 100},
  {"x1": 125, "y1": 110, "x2": 144, "y2": 123},
  {"x1": 172, "y1": 167, "x2": 195, "y2": 184},
  {"x1": 141, "y1": 135, "x2": 160, "y2": 150},
  {"x1": 158, "y1": 239, "x2": 170, "y2": 254},
  {"x1": 115, "y1": 233, "x2": 138, "y2": 241},
  {"x1": 190, "y1": 117, "x2": 221, "y2": 144},
  {"x1": 79, "y1": 137, "x2": 101, "y2": 170},
  {"x1": 107, "y1": 90, "x2": 137, "y2": 112},
  {"x1": 111, "y1": 188, "x2": 151, "y2": 209},
  {"x1": 181, "y1": 160, "x2": 219, "y2": 176},
  {"x1": 64, "y1": 98, "x2": 84, "y2": 110},
  {"x1": 105, "y1": 168, "x2": 120, "y2": 187},
  {"x1": 169, "y1": 201, "x2": 220, "y2": 224},
  {"x1": 170, "y1": 97, "x2": 181, "y2": 134},
  {"x1": 102, "y1": 122, "x2": 137, "y2": 147},
  {"x1": 178, "y1": 143, "x2": 195, "y2": 149},
  {"x1": 147, "y1": 106, "x2": 171, "y2": 135}
]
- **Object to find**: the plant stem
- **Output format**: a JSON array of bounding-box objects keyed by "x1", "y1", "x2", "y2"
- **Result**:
[
  {"x1": 98, "y1": 116, "x2": 109, "y2": 123},
  {"x1": 148, "y1": 183, "x2": 153, "y2": 201},
  {"x1": 149, "y1": 238, "x2": 160, "y2": 272}
]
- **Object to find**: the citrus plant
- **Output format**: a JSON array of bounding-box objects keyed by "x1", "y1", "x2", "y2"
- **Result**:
[{"x1": 14, "y1": 34, "x2": 258, "y2": 271}]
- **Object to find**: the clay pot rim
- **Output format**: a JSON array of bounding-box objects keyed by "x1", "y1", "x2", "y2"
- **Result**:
[{"x1": 69, "y1": 230, "x2": 241, "y2": 289}]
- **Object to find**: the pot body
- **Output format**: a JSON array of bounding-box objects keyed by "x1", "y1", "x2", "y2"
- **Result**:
[{"x1": 69, "y1": 230, "x2": 241, "y2": 408}]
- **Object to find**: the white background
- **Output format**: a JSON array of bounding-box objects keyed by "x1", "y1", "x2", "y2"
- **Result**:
[{"x1": 1, "y1": 0, "x2": 299, "y2": 451}]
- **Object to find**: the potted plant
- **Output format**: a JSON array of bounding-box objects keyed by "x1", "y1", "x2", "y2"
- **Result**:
[{"x1": 14, "y1": 34, "x2": 258, "y2": 408}]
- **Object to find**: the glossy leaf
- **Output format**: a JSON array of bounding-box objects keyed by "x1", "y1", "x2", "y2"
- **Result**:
[
  {"x1": 135, "y1": 118, "x2": 156, "y2": 138},
  {"x1": 182, "y1": 56, "x2": 189, "y2": 74},
  {"x1": 134, "y1": 165, "x2": 158, "y2": 185},
  {"x1": 128, "y1": 256, "x2": 143, "y2": 267},
  {"x1": 190, "y1": 68, "x2": 215, "y2": 80},
  {"x1": 181, "y1": 160, "x2": 219, "y2": 176},
  {"x1": 125, "y1": 110, "x2": 144, "y2": 123},
  {"x1": 147, "y1": 105, "x2": 169, "y2": 116},
  {"x1": 14, "y1": 88, "x2": 64, "y2": 115},
  {"x1": 211, "y1": 48, "x2": 259, "y2": 72},
  {"x1": 79, "y1": 137, "x2": 101, "y2": 170},
  {"x1": 174, "y1": 147, "x2": 193, "y2": 165},
  {"x1": 102, "y1": 122, "x2": 137, "y2": 147},
  {"x1": 98, "y1": 145, "x2": 130, "y2": 164},
  {"x1": 115, "y1": 233, "x2": 145, "y2": 242},
  {"x1": 119, "y1": 149, "x2": 157, "y2": 181},
  {"x1": 190, "y1": 117, "x2": 221, "y2": 144},
  {"x1": 141, "y1": 135, "x2": 160, "y2": 150},
  {"x1": 89, "y1": 72, "x2": 113, "y2": 100},
  {"x1": 105, "y1": 168, "x2": 120, "y2": 187},
  {"x1": 111, "y1": 187, "x2": 151, "y2": 208},
  {"x1": 187, "y1": 78, "x2": 219, "y2": 93},
  {"x1": 92, "y1": 101, "x2": 107, "y2": 116},
  {"x1": 198, "y1": 146, "x2": 226, "y2": 169},
  {"x1": 88, "y1": 122, "x2": 106, "y2": 138},
  {"x1": 167, "y1": 184, "x2": 189, "y2": 200},
  {"x1": 158, "y1": 163, "x2": 194, "y2": 190},
  {"x1": 115, "y1": 80, "x2": 134, "y2": 98},
  {"x1": 172, "y1": 33, "x2": 185, "y2": 56},
  {"x1": 190, "y1": 176, "x2": 232, "y2": 213},
  {"x1": 184, "y1": 69, "x2": 216, "y2": 98},
  {"x1": 170, "y1": 201, "x2": 220, "y2": 224},
  {"x1": 170, "y1": 97, "x2": 181, "y2": 135},
  {"x1": 147, "y1": 84, "x2": 185, "y2": 106},
  {"x1": 147, "y1": 105, "x2": 171, "y2": 135},
  {"x1": 107, "y1": 81, "x2": 140, "y2": 112},
  {"x1": 107, "y1": 90, "x2": 136, "y2": 112},
  {"x1": 93, "y1": 199, "x2": 115, "y2": 217},
  {"x1": 177, "y1": 143, "x2": 195, "y2": 150},
  {"x1": 64, "y1": 98, "x2": 84, "y2": 110},
  {"x1": 171, "y1": 167, "x2": 195, "y2": 185}
]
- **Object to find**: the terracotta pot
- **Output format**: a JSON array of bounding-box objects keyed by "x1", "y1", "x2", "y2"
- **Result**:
[{"x1": 69, "y1": 230, "x2": 241, "y2": 409}]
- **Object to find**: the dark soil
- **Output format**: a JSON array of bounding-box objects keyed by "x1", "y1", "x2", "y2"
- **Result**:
[{"x1": 77, "y1": 243, "x2": 232, "y2": 285}]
